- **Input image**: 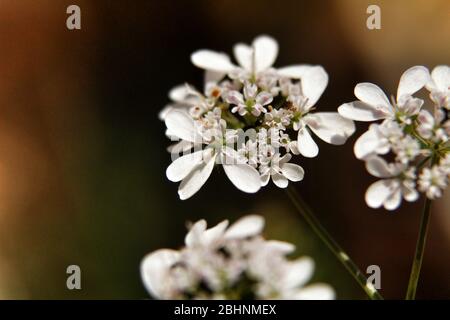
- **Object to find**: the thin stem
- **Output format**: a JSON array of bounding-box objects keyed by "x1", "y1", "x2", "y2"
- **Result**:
[
  {"x1": 406, "y1": 198, "x2": 432, "y2": 300},
  {"x1": 286, "y1": 185, "x2": 384, "y2": 300}
]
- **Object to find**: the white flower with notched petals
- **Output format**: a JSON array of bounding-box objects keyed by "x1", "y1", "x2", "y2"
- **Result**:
[
  {"x1": 339, "y1": 65, "x2": 450, "y2": 210},
  {"x1": 249, "y1": 246, "x2": 334, "y2": 300},
  {"x1": 277, "y1": 67, "x2": 355, "y2": 158},
  {"x1": 426, "y1": 65, "x2": 450, "y2": 110},
  {"x1": 162, "y1": 35, "x2": 356, "y2": 199},
  {"x1": 141, "y1": 215, "x2": 335, "y2": 300},
  {"x1": 392, "y1": 135, "x2": 421, "y2": 165},
  {"x1": 264, "y1": 107, "x2": 292, "y2": 130},
  {"x1": 259, "y1": 153, "x2": 304, "y2": 188},
  {"x1": 295, "y1": 111, "x2": 356, "y2": 158},
  {"x1": 237, "y1": 140, "x2": 258, "y2": 168},
  {"x1": 417, "y1": 109, "x2": 448, "y2": 143},
  {"x1": 191, "y1": 35, "x2": 279, "y2": 79},
  {"x1": 364, "y1": 156, "x2": 418, "y2": 210},
  {"x1": 353, "y1": 120, "x2": 404, "y2": 160},
  {"x1": 165, "y1": 110, "x2": 261, "y2": 200},
  {"x1": 226, "y1": 82, "x2": 273, "y2": 116},
  {"x1": 418, "y1": 166, "x2": 448, "y2": 200},
  {"x1": 338, "y1": 66, "x2": 430, "y2": 124}
]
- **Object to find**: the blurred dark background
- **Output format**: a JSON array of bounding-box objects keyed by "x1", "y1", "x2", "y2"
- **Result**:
[{"x1": 0, "y1": 0, "x2": 448, "y2": 299}]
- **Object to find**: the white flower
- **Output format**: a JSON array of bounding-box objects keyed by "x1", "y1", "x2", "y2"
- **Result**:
[
  {"x1": 162, "y1": 35, "x2": 355, "y2": 199},
  {"x1": 226, "y1": 82, "x2": 273, "y2": 116},
  {"x1": 353, "y1": 120, "x2": 404, "y2": 160},
  {"x1": 158, "y1": 84, "x2": 201, "y2": 121},
  {"x1": 392, "y1": 135, "x2": 421, "y2": 164},
  {"x1": 277, "y1": 67, "x2": 355, "y2": 158},
  {"x1": 417, "y1": 109, "x2": 448, "y2": 143},
  {"x1": 364, "y1": 156, "x2": 418, "y2": 210},
  {"x1": 338, "y1": 66, "x2": 430, "y2": 124},
  {"x1": 296, "y1": 111, "x2": 356, "y2": 158},
  {"x1": 339, "y1": 65, "x2": 450, "y2": 210},
  {"x1": 418, "y1": 166, "x2": 448, "y2": 200},
  {"x1": 264, "y1": 107, "x2": 292, "y2": 130},
  {"x1": 237, "y1": 140, "x2": 258, "y2": 168},
  {"x1": 259, "y1": 153, "x2": 304, "y2": 188},
  {"x1": 141, "y1": 215, "x2": 335, "y2": 300},
  {"x1": 191, "y1": 35, "x2": 279, "y2": 79},
  {"x1": 425, "y1": 65, "x2": 450, "y2": 110},
  {"x1": 165, "y1": 110, "x2": 261, "y2": 199}
]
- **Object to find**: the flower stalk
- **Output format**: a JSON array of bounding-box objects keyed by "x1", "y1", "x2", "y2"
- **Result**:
[
  {"x1": 286, "y1": 185, "x2": 384, "y2": 300},
  {"x1": 405, "y1": 198, "x2": 432, "y2": 300}
]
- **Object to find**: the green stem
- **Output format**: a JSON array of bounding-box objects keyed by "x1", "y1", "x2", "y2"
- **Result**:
[
  {"x1": 406, "y1": 198, "x2": 432, "y2": 300},
  {"x1": 286, "y1": 185, "x2": 384, "y2": 300}
]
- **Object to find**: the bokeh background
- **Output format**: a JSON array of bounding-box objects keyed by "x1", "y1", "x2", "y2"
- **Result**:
[{"x1": 0, "y1": 0, "x2": 448, "y2": 299}]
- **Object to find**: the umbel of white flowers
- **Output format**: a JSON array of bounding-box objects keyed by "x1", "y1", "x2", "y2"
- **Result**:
[
  {"x1": 161, "y1": 35, "x2": 355, "y2": 199},
  {"x1": 140, "y1": 215, "x2": 335, "y2": 300},
  {"x1": 338, "y1": 65, "x2": 450, "y2": 210}
]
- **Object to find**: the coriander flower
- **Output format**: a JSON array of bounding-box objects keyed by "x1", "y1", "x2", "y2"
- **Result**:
[
  {"x1": 364, "y1": 156, "x2": 418, "y2": 210},
  {"x1": 165, "y1": 109, "x2": 261, "y2": 200},
  {"x1": 162, "y1": 35, "x2": 355, "y2": 199},
  {"x1": 338, "y1": 66, "x2": 430, "y2": 125},
  {"x1": 226, "y1": 81, "x2": 273, "y2": 116},
  {"x1": 140, "y1": 215, "x2": 335, "y2": 300},
  {"x1": 425, "y1": 65, "x2": 449, "y2": 110},
  {"x1": 418, "y1": 163, "x2": 448, "y2": 200},
  {"x1": 259, "y1": 152, "x2": 304, "y2": 188},
  {"x1": 339, "y1": 65, "x2": 450, "y2": 210}
]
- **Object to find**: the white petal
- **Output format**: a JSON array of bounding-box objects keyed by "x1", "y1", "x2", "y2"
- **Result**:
[
  {"x1": 294, "y1": 284, "x2": 335, "y2": 300},
  {"x1": 365, "y1": 156, "x2": 393, "y2": 178},
  {"x1": 354, "y1": 83, "x2": 391, "y2": 114},
  {"x1": 169, "y1": 84, "x2": 190, "y2": 102},
  {"x1": 166, "y1": 140, "x2": 194, "y2": 154},
  {"x1": 224, "y1": 215, "x2": 265, "y2": 239},
  {"x1": 280, "y1": 163, "x2": 305, "y2": 182},
  {"x1": 202, "y1": 220, "x2": 229, "y2": 247},
  {"x1": 397, "y1": 66, "x2": 430, "y2": 100},
  {"x1": 223, "y1": 163, "x2": 261, "y2": 193},
  {"x1": 166, "y1": 150, "x2": 204, "y2": 182},
  {"x1": 427, "y1": 65, "x2": 450, "y2": 92},
  {"x1": 297, "y1": 127, "x2": 319, "y2": 158},
  {"x1": 233, "y1": 43, "x2": 253, "y2": 71},
  {"x1": 277, "y1": 64, "x2": 311, "y2": 79},
  {"x1": 191, "y1": 50, "x2": 236, "y2": 73},
  {"x1": 159, "y1": 105, "x2": 173, "y2": 121},
  {"x1": 272, "y1": 172, "x2": 289, "y2": 188},
  {"x1": 261, "y1": 173, "x2": 270, "y2": 186},
  {"x1": 353, "y1": 126, "x2": 384, "y2": 160},
  {"x1": 299, "y1": 66, "x2": 328, "y2": 108},
  {"x1": 159, "y1": 103, "x2": 193, "y2": 121},
  {"x1": 338, "y1": 101, "x2": 387, "y2": 121},
  {"x1": 306, "y1": 112, "x2": 355, "y2": 145},
  {"x1": 178, "y1": 153, "x2": 216, "y2": 200},
  {"x1": 165, "y1": 110, "x2": 202, "y2": 143},
  {"x1": 253, "y1": 35, "x2": 278, "y2": 72},
  {"x1": 264, "y1": 240, "x2": 296, "y2": 254},
  {"x1": 283, "y1": 257, "x2": 314, "y2": 288},
  {"x1": 384, "y1": 189, "x2": 402, "y2": 210},
  {"x1": 403, "y1": 185, "x2": 419, "y2": 202},
  {"x1": 185, "y1": 219, "x2": 207, "y2": 247},
  {"x1": 365, "y1": 179, "x2": 395, "y2": 209},
  {"x1": 140, "y1": 249, "x2": 180, "y2": 299}
]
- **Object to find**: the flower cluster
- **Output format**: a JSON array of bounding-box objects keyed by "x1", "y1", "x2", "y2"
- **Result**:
[
  {"x1": 140, "y1": 215, "x2": 335, "y2": 300},
  {"x1": 338, "y1": 66, "x2": 450, "y2": 210},
  {"x1": 162, "y1": 35, "x2": 355, "y2": 199}
]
